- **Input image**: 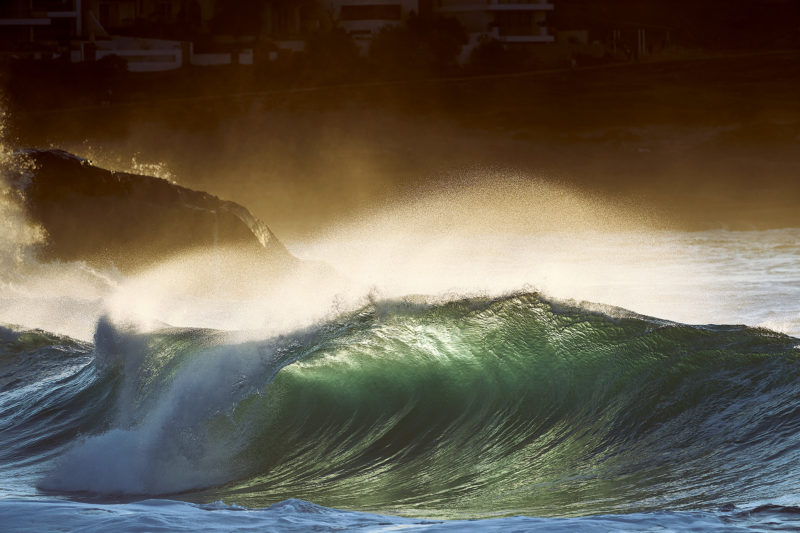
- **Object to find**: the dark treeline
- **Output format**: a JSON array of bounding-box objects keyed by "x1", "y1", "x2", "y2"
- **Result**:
[
  {"x1": 0, "y1": 13, "x2": 513, "y2": 113},
  {"x1": 1, "y1": 0, "x2": 799, "y2": 114},
  {"x1": 146, "y1": 0, "x2": 800, "y2": 50}
]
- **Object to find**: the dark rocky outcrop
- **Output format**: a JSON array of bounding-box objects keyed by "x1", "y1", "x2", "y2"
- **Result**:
[{"x1": 5, "y1": 149, "x2": 295, "y2": 273}]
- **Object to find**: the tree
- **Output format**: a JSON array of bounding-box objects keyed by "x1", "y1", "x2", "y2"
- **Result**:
[
  {"x1": 369, "y1": 14, "x2": 467, "y2": 79},
  {"x1": 303, "y1": 28, "x2": 363, "y2": 83}
]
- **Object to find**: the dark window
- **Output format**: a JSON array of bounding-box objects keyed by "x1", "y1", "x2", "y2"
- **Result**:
[
  {"x1": 34, "y1": 17, "x2": 72, "y2": 41},
  {"x1": 340, "y1": 4, "x2": 401, "y2": 21},
  {"x1": 0, "y1": 26, "x2": 30, "y2": 47},
  {"x1": 32, "y1": 0, "x2": 72, "y2": 11},
  {"x1": 494, "y1": 11, "x2": 533, "y2": 36},
  {"x1": 99, "y1": 4, "x2": 111, "y2": 26},
  {"x1": 158, "y1": 2, "x2": 172, "y2": 20}
]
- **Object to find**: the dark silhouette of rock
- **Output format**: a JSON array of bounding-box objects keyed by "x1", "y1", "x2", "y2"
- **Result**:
[{"x1": 6, "y1": 149, "x2": 295, "y2": 273}]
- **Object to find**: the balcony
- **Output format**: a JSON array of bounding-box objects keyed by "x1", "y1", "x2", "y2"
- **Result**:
[
  {"x1": 436, "y1": 0, "x2": 554, "y2": 13},
  {"x1": 497, "y1": 33, "x2": 554, "y2": 43},
  {"x1": 487, "y1": 25, "x2": 554, "y2": 43},
  {"x1": 0, "y1": 5, "x2": 79, "y2": 28}
]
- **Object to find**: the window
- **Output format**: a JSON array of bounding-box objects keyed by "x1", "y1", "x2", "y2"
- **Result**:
[
  {"x1": 340, "y1": 4, "x2": 402, "y2": 21},
  {"x1": 99, "y1": 4, "x2": 111, "y2": 26},
  {"x1": 158, "y1": 2, "x2": 172, "y2": 20}
]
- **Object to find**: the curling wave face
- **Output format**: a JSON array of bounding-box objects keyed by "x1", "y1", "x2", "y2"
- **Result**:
[{"x1": 3, "y1": 293, "x2": 799, "y2": 519}]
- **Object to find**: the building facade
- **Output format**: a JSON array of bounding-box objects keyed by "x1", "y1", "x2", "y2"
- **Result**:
[
  {"x1": 326, "y1": 0, "x2": 418, "y2": 49},
  {"x1": 0, "y1": 0, "x2": 83, "y2": 58},
  {"x1": 1, "y1": 0, "x2": 559, "y2": 68},
  {"x1": 435, "y1": 0, "x2": 554, "y2": 43},
  {"x1": 327, "y1": 0, "x2": 555, "y2": 53}
]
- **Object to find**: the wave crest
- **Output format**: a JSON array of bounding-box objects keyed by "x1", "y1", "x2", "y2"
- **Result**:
[{"x1": 20, "y1": 293, "x2": 800, "y2": 516}]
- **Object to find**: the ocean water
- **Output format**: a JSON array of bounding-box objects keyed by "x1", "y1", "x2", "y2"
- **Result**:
[{"x1": 2, "y1": 155, "x2": 800, "y2": 531}]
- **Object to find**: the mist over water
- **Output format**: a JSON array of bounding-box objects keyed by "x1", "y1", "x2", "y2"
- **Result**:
[
  {"x1": 1, "y1": 151, "x2": 797, "y2": 340},
  {"x1": 292, "y1": 211, "x2": 800, "y2": 337}
]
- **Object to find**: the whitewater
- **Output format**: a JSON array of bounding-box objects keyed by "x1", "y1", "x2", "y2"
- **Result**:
[{"x1": 1, "y1": 151, "x2": 800, "y2": 531}]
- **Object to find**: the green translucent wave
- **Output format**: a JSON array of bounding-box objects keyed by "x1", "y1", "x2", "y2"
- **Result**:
[
  {"x1": 206, "y1": 295, "x2": 800, "y2": 516},
  {"x1": 4, "y1": 294, "x2": 800, "y2": 518}
]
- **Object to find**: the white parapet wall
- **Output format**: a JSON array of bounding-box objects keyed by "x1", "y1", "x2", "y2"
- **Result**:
[
  {"x1": 96, "y1": 48, "x2": 183, "y2": 72},
  {"x1": 189, "y1": 49, "x2": 253, "y2": 66},
  {"x1": 190, "y1": 52, "x2": 231, "y2": 66},
  {"x1": 73, "y1": 35, "x2": 258, "y2": 70},
  {"x1": 92, "y1": 36, "x2": 184, "y2": 72},
  {"x1": 238, "y1": 49, "x2": 253, "y2": 65}
]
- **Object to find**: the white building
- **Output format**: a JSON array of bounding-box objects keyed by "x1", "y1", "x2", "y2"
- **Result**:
[
  {"x1": 0, "y1": 0, "x2": 83, "y2": 59},
  {"x1": 325, "y1": 0, "x2": 555, "y2": 56},
  {"x1": 435, "y1": 0, "x2": 554, "y2": 44},
  {"x1": 326, "y1": 0, "x2": 419, "y2": 50}
]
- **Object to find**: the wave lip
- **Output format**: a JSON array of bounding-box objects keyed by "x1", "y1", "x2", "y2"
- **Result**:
[{"x1": 38, "y1": 315, "x2": 308, "y2": 496}]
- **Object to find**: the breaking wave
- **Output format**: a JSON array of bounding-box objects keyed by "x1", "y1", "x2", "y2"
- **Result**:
[{"x1": 3, "y1": 293, "x2": 799, "y2": 519}]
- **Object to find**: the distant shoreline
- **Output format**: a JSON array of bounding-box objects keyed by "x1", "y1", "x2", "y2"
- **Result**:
[
  {"x1": 5, "y1": 48, "x2": 799, "y2": 116},
  {"x1": 3, "y1": 50, "x2": 799, "y2": 235}
]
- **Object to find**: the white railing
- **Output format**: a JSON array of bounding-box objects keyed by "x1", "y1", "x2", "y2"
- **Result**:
[
  {"x1": 190, "y1": 53, "x2": 231, "y2": 66},
  {"x1": 96, "y1": 48, "x2": 182, "y2": 72},
  {"x1": 437, "y1": 0, "x2": 553, "y2": 11}
]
